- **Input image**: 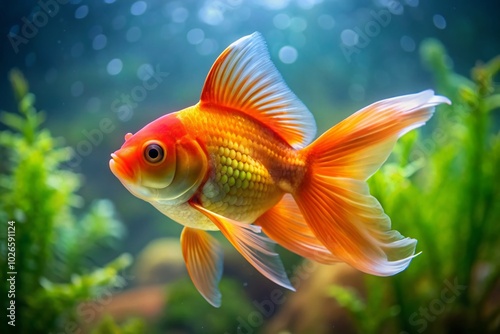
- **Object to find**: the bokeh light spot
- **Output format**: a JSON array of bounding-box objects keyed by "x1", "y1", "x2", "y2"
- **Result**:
[
  {"x1": 172, "y1": 7, "x2": 189, "y2": 23},
  {"x1": 318, "y1": 14, "x2": 335, "y2": 30},
  {"x1": 433, "y1": 14, "x2": 446, "y2": 29},
  {"x1": 400, "y1": 35, "x2": 416, "y2": 52},
  {"x1": 126, "y1": 26, "x2": 142, "y2": 42},
  {"x1": 197, "y1": 38, "x2": 218, "y2": 55},
  {"x1": 130, "y1": 1, "x2": 147, "y2": 16},
  {"x1": 341, "y1": 29, "x2": 359, "y2": 46},
  {"x1": 137, "y1": 64, "x2": 154, "y2": 81},
  {"x1": 279, "y1": 46, "x2": 298, "y2": 64},
  {"x1": 74, "y1": 5, "x2": 89, "y2": 19},
  {"x1": 273, "y1": 13, "x2": 290, "y2": 30},
  {"x1": 187, "y1": 28, "x2": 205, "y2": 45},
  {"x1": 92, "y1": 34, "x2": 107, "y2": 50},
  {"x1": 107, "y1": 58, "x2": 123, "y2": 75},
  {"x1": 290, "y1": 17, "x2": 307, "y2": 32},
  {"x1": 198, "y1": 3, "x2": 224, "y2": 26}
]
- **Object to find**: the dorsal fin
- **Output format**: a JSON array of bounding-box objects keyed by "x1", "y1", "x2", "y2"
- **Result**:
[{"x1": 200, "y1": 32, "x2": 316, "y2": 149}]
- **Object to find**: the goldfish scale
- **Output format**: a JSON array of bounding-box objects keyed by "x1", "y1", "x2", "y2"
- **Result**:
[{"x1": 179, "y1": 105, "x2": 307, "y2": 223}]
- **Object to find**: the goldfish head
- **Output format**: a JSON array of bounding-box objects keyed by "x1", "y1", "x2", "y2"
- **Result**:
[{"x1": 109, "y1": 112, "x2": 207, "y2": 204}]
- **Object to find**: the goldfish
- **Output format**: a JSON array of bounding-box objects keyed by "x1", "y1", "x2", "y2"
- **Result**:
[{"x1": 109, "y1": 32, "x2": 450, "y2": 307}]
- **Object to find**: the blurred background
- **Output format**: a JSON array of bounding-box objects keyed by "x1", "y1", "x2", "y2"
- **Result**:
[{"x1": 0, "y1": 1, "x2": 499, "y2": 333}]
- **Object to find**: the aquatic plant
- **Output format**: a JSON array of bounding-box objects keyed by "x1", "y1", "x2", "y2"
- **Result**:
[
  {"x1": 0, "y1": 70, "x2": 132, "y2": 334},
  {"x1": 328, "y1": 40, "x2": 500, "y2": 333}
]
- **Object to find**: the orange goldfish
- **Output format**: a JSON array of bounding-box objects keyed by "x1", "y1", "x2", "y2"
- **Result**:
[{"x1": 110, "y1": 32, "x2": 450, "y2": 307}]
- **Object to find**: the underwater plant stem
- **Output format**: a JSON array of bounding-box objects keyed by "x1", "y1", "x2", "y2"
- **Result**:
[
  {"x1": 393, "y1": 275, "x2": 413, "y2": 334},
  {"x1": 460, "y1": 73, "x2": 491, "y2": 308}
]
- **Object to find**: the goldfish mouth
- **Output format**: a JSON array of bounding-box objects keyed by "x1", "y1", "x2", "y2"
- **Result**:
[
  {"x1": 110, "y1": 153, "x2": 152, "y2": 200},
  {"x1": 109, "y1": 153, "x2": 135, "y2": 180}
]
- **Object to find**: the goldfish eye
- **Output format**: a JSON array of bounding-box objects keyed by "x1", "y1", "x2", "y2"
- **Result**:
[{"x1": 144, "y1": 143, "x2": 165, "y2": 164}]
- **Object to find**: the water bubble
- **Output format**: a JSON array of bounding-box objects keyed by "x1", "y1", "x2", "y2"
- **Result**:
[
  {"x1": 197, "y1": 38, "x2": 218, "y2": 55},
  {"x1": 341, "y1": 29, "x2": 359, "y2": 46},
  {"x1": 318, "y1": 14, "x2": 335, "y2": 30},
  {"x1": 297, "y1": 0, "x2": 321, "y2": 10},
  {"x1": 273, "y1": 13, "x2": 290, "y2": 30},
  {"x1": 198, "y1": 3, "x2": 224, "y2": 26},
  {"x1": 137, "y1": 64, "x2": 154, "y2": 81},
  {"x1": 260, "y1": 0, "x2": 290, "y2": 10},
  {"x1": 92, "y1": 34, "x2": 107, "y2": 50},
  {"x1": 388, "y1": 1, "x2": 404, "y2": 15},
  {"x1": 74, "y1": 5, "x2": 89, "y2": 19},
  {"x1": 130, "y1": 1, "x2": 147, "y2": 16},
  {"x1": 279, "y1": 46, "x2": 298, "y2": 64},
  {"x1": 172, "y1": 7, "x2": 189, "y2": 22},
  {"x1": 104, "y1": 0, "x2": 116, "y2": 3},
  {"x1": 126, "y1": 26, "x2": 142, "y2": 42},
  {"x1": 290, "y1": 17, "x2": 307, "y2": 32},
  {"x1": 400, "y1": 35, "x2": 416, "y2": 52},
  {"x1": 187, "y1": 28, "x2": 205, "y2": 45},
  {"x1": 71, "y1": 81, "x2": 84, "y2": 97},
  {"x1": 433, "y1": 14, "x2": 446, "y2": 29},
  {"x1": 107, "y1": 58, "x2": 123, "y2": 75}
]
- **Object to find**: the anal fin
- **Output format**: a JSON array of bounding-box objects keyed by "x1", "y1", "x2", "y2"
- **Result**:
[{"x1": 190, "y1": 201, "x2": 294, "y2": 291}]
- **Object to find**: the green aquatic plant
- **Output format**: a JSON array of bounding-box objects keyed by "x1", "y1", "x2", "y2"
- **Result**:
[
  {"x1": 329, "y1": 40, "x2": 500, "y2": 333},
  {"x1": 0, "y1": 70, "x2": 132, "y2": 334}
]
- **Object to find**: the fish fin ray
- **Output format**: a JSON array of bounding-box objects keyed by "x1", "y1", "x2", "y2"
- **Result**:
[
  {"x1": 190, "y1": 202, "x2": 294, "y2": 291},
  {"x1": 200, "y1": 32, "x2": 316, "y2": 149},
  {"x1": 292, "y1": 91, "x2": 450, "y2": 275},
  {"x1": 308, "y1": 90, "x2": 451, "y2": 180},
  {"x1": 294, "y1": 177, "x2": 418, "y2": 276},
  {"x1": 256, "y1": 194, "x2": 340, "y2": 264},
  {"x1": 181, "y1": 226, "x2": 223, "y2": 307}
]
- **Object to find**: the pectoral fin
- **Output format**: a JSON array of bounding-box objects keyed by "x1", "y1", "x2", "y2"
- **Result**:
[
  {"x1": 190, "y1": 202, "x2": 294, "y2": 291},
  {"x1": 180, "y1": 226, "x2": 223, "y2": 307}
]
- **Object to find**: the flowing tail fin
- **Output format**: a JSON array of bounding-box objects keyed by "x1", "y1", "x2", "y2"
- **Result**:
[{"x1": 293, "y1": 90, "x2": 450, "y2": 276}]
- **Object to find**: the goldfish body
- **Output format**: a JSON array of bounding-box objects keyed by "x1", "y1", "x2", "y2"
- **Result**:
[{"x1": 110, "y1": 32, "x2": 450, "y2": 307}]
